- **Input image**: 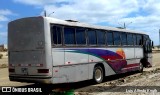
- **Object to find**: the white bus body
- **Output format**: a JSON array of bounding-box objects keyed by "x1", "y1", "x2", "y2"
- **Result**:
[{"x1": 8, "y1": 17, "x2": 152, "y2": 84}]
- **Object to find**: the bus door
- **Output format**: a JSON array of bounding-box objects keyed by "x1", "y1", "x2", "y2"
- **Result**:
[{"x1": 143, "y1": 38, "x2": 152, "y2": 67}]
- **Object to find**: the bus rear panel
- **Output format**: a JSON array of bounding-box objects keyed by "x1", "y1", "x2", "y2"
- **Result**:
[{"x1": 8, "y1": 17, "x2": 52, "y2": 83}]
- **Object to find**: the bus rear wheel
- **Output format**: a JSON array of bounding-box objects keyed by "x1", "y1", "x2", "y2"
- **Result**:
[{"x1": 93, "y1": 66, "x2": 104, "y2": 84}]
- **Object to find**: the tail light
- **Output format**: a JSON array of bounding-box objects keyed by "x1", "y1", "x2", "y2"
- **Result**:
[
  {"x1": 9, "y1": 68, "x2": 15, "y2": 72},
  {"x1": 37, "y1": 69, "x2": 49, "y2": 73}
]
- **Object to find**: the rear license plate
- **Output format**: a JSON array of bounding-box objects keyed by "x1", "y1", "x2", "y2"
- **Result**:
[{"x1": 21, "y1": 68, "x2": 28, "y2": 75}]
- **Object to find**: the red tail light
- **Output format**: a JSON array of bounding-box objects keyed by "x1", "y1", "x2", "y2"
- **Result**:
[
  {"x1": 9, "y1": 68, "x2": 15, "y2": 72},
  {"x1": 37, "y1": 69, "x2": 49, "y2": 73}
]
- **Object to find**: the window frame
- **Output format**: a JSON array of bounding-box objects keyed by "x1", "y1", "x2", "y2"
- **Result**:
[{"x1": 50, "y1": 24, "x2": 63, "y2": 46}]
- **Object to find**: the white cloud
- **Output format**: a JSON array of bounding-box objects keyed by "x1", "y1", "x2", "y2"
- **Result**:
[
  {"x1": 0, "y1": 9, "x2": 13, "y2": 21},
  {"x1": 0, "y1": 15, "x2": 9, "y2": 21},
  {"x1": 43, "y1": 0, "x2": 140, "y2": 24},
  {"x1": 0, "y1": 9, "x2": 12, "y2": 15},
  {"x1": 13, "y1": 0, "x2": 160, "y2": 45}
]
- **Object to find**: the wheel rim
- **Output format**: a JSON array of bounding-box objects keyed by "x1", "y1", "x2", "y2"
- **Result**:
[{"x1": 95, "y1": 68, "x2": 102, "y2": 82}]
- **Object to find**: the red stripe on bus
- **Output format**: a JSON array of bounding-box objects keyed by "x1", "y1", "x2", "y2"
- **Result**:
[{"x1": 124, "y1": 63, "x2": 139, "y2": 68}]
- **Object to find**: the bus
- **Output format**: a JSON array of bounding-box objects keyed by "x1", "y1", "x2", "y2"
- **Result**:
[{"x1": 8, "y1": 16, "x2": 153, "y2": 84}]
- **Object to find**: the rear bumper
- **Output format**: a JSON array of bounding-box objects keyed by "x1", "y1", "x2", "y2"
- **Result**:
[{"x1": 9, "y1": 75, "x2": 52, "y2": 84}]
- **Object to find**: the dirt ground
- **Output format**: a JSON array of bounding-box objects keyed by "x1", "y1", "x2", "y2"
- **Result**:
[
  {"x1": 75, "y1": 52, "x2": 160, "y2": 95},
  {"x1": 0, "y1": 52, "x2": 8, "y2": 68}
]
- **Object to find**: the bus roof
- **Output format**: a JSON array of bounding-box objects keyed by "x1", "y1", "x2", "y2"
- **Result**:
[
  {"x1": 44, "y1": 17, "x2": 147, "y2": 35},
  {"x1": 24, "y1": 16, "x2": 148, "y2": 35}
]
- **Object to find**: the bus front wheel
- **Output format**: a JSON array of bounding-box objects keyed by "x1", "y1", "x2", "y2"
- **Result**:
[{"x1": 93, "y1": 66, "x2": 104, "y2": 84}]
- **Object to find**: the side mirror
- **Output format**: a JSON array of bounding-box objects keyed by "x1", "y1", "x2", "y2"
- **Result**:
[{"x1": 152, "y1": 41, "x2": 154, "y2": 48}]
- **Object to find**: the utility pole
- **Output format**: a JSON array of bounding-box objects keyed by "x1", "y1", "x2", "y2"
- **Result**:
[
  {"x1": 44, "y1": 10, "x2": 46, "y2": 17},
  {"x1": 117, "y1": 22, "x2": 132, "y2": 29}
]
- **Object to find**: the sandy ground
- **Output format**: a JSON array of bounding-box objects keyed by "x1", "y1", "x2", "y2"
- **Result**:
[
  {"x1": 0, "y1": 52, "x2": 160, "y2": 95},
  {"x1": 75, "y1": 52, "x2": 160, "y2": 95},
  {"x1": 0, "y1": 52, "x2": 8, "y2": 67}
]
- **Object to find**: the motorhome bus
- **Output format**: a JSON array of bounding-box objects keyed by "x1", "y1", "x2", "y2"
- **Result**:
[{"x1": 8, "y1": 16, "x2": 152, "y2": 84}]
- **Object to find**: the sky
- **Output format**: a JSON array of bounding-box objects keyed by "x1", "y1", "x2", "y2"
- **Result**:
[{"x1": 0, "y1": 0, "x2": 160, "y2": 45}]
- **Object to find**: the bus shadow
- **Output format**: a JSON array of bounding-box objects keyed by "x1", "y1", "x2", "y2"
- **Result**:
[{"x1": 0, "y1": 71, "x2": 141, "y2": 95}]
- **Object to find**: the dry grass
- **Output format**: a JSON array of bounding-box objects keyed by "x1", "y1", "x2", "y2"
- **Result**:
[
  {"x1": 0, "y1": 64, "x2": 8, "y2": 68},
  {"x1": 0, "y1": 54, "x2": 3, "y2": 59}
]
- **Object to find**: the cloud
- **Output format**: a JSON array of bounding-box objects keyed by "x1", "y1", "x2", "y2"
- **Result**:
[
  {"x1": 0, "y1": 9, "x2": 12, "y2": 15},
  {"x1": 0, "y1": 9, "x2": 14, "y2": 44},
  {"x1": 0, "y1": 9, "x2": 13, "y2": 21},
  {"x1": 42, "y1": 0, "x2": 140, "y2": 24},
  {"x1": 13, "y1": 0, "x2": 160, "y2": 45}
]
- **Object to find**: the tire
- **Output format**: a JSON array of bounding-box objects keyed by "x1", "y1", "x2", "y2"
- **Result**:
[
  {"x1": 139, "y1": 62, "x2": 143, "y2": 72},
  {"x1": 93, "y1": 66, "x2": 104, "y2": 84}
]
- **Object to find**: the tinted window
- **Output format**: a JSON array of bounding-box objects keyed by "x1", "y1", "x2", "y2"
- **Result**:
[
  {"x1": 127, "y1": 33, "x2": 133, "y2": 45},
  {"x1": 107, "y1": 32, "x2": 113, "y2": 45},
  {"x1": 64, "y1": 27, "x2": 75, "y2": 45},
  {"x1": 121, "y1": 32, "x2": 127, "y2": 45},
  {"x1": 97, "y1": 30, "x2": 105, "y2": 45},
  {"x1": 137, "y1": 35, "x2": 142, "y2": 45},
  {"x1": 51, "y1": 26, "x2": 62, "y2": 45},
  {"x1": 114, "y1": 32, "x2": 121, "y2": 45},
  {"x1": 87, "y1": 29, "x2": 97, "y2": 45},
  {"x1": 76, "y1": 28, "x2": 86, "y2": 45},
  {"x1": 133, "y1": 34, "x2": 136, "y2": 45},
  {"x1": 143, "y1": 35, "x2": 149, "y2": 45}
]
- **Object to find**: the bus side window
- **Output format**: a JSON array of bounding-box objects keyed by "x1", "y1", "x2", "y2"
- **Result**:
[
  {"x1": 97, "y1": 30, "x2": 105, "y2": 45},
  {"x1": 114, "y1": 32, "x2": 121, "y2": 45},
  {"x1": 137, "y1": 35, "x2": 142, "y2": 45},
  {"x1": 76, "y1": 27, "x2": 86, "y2": 45},
  {"x1": 87, "y1": 29, "x2": 97, "y2": 45},
  {"x1": 127, "y1": 33, "x2": 133, "y2": 45},
  {"x1": 64, "y1": 27, "x2": 76, "y2": 45},
  {"x1": 107, "y1": 32, "x2": 113, "y2": 45},
  {"x1": 51, "y1": 26, "x2": 62, "y2": 45},
  {"x1": 133, "y1": 34, "x2": 136, "y2": 45},
  {"x1": 121, "y1": 32, "x2": 127, "y2": 45}
]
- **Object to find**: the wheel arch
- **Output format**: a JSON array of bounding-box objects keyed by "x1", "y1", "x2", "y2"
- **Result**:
[
  {"x1": 94, "y1": 63, "x2": 105, "y2": 77},
  {"x1": 140, "y1": 58, "x2": 147, "y2": 67}
]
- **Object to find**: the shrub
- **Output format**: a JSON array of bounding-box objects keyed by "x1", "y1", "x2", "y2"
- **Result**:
[
  {"x1": 0, "y1": 64, "x2": 8, "y2": 68},
  {"x1": 0, "y1": 54, "x2": 3, "y2": 59}
]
